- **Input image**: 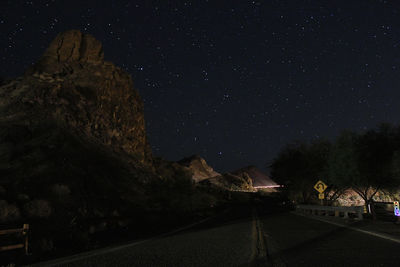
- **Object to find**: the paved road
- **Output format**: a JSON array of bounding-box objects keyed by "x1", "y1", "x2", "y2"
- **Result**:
[
  {"x1": 32, "y1": 200, "x2": 400, "y2": 267},
  {"x1": 35, "y1": 205, "x2": 265, "y2": 267},
  {"x1": 259, "y1": 211, "x2": 400, "y2": 267}
]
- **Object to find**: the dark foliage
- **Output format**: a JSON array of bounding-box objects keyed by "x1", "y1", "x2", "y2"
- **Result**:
[
  {"x1": 271, "y1": 123, "x2": 400, "y2": 207},
  {"x1": 270, "y1": 140, "x2": 331, "y2": 203}
]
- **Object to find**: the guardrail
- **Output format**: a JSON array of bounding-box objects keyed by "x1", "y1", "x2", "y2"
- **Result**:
[
  {"x1": 0, "y1": 224, "x2": 29, "y2": 255},
  {"x1": 296, "y1": 205, "x2": 364, "y2": 220}
]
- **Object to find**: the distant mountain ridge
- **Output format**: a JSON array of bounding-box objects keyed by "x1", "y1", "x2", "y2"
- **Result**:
[{"x1": 178, "y1": 156, "x2": 279, "y2": 191}]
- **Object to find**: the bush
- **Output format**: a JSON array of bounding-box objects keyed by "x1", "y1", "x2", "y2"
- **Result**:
[
  {"x1": 191, "y1": 192, "x2": 218, "y2": 210},
  {"x1": 50, "y1": 184, "x2": 71, "y2": 197},
  {"x1": 24, "y1": 199, "x2": 52, "y2": 218},
  {"x1": 0, "y1": 200, "x2": 20, "y2": 222}
]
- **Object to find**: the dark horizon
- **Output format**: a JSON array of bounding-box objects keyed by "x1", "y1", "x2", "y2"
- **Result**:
[{"x1": 2, "y1": 0, "x2": 400, "y2": 172}]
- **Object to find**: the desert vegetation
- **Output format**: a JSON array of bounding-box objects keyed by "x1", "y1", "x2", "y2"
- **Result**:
[{"x1": 271, "y1": 123, "x2": 400, "y2": 216}]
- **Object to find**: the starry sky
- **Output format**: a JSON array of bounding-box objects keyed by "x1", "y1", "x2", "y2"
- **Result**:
[{"x1": 2, "y1": 0, "x2": 400, "y2": 172}]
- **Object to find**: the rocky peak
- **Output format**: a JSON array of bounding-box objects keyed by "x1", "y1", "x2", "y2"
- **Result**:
[
  {"x1": 1, "y1": 30, "x2": 152, "y2": 166},
  {"x1": 28, "y1": 30, "x2": 104, "y2": 74}
]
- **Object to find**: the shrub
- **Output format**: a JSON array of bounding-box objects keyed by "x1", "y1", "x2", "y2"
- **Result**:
[
  {"x1": 24, "y1": 199, "x2": 52, "y2": 218},
  {"x1": 0, "y1": 200, "x2": 20, "y2": 222},
  {"x1": 51, "y1": 184, "x2": 71, "y2": 197}
]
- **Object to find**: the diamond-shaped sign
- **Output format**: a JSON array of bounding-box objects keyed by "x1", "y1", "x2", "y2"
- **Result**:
[{"x1": 314, "y1": 180, "x2": 327, "y2": 193}]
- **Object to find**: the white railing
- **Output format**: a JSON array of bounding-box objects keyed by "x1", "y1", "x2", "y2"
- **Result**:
[{"x1": 296, "y1": 204, "x2": 364, "y2": 220}]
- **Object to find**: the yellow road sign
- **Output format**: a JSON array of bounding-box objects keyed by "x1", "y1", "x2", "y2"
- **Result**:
[
  {"x1": 314, "y1": 180, "x2": 327, "y2": 193},
  {"x1": 318, "y1": 193, "x2": 324, "y2": 199}
]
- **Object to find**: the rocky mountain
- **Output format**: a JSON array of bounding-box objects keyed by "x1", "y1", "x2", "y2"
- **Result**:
[
  {"x1": 0, "y1": 30, "x2": 163, "y2": 255},
  {"x1": 0, "y1": 30, "x2": 262, "y2": 261},
  {"x1": 3, "y1": 29, "x2": 152, "y2": 166},
  {"x1": 177, "y1": 155, "x2": 254, "y2": 191},
  {"x1": 178, "y1": 155, "x2": 220, "y2": 182}
]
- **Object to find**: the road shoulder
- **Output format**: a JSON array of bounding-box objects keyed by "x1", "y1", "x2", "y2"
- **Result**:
[{"x1": 292, "y1": 211, "x2": 400, "y2": 244}]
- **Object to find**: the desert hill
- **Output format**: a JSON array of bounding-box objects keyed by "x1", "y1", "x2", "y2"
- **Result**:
[{"x1": 177, "y1": 155, "x2": 254, "y2": 191}]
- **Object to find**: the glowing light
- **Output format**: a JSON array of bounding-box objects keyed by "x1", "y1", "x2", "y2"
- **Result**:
[
  {"x1": 394, "y1": 201, "x2": 400, "y2": 217},
  {"x1": 253, "y1": 185, "x2": 282, "y2": 188}
]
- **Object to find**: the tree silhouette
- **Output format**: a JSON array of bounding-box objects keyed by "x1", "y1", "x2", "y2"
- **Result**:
[{"x1": 271, "y1": 140, "x2": 331, "y2": 203}]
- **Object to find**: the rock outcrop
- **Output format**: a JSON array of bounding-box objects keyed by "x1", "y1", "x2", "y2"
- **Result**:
[
  {"x1": 0, "y1": 30, "x2": 155, "y2": 235},
  {"x1": 27, "y1": 30, "x2": 104, "y2": 74},
  {"x1": 177, "y1": 155, "x2": 257, "y2": 191},
  {"x1": 178, "y1": 155, "x2": 220, "y2": 182},
  {"x1": 2, "y1": 29, "x2": 152, "y2": 166}
]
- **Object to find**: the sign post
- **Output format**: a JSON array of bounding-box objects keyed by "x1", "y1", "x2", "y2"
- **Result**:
[{"x1": 314, "y1": 180, "x2": 327, "y2": 205}]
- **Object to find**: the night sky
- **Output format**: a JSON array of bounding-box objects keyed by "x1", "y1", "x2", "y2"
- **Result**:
[{"x1": 2, "y1": 0, "x2": 400, "y2": 172}]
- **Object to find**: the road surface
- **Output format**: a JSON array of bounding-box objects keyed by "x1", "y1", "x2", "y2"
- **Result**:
[
  {"x1": 258, "y1": 210, "x2": 400, "y2": 266},
  {"x1": 32, "y1": 200, "x2": 400, "y2": 267},
  {"x1": 34, "y1": 205, "x2": 265, "y2": 267}
]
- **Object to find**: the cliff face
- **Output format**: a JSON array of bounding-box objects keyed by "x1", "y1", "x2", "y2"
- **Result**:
[
  {"x1": 2, "y1": 30, "x2": 151, "y2": 166},
  {"x1": 0, "y1": 30, "x2": 156, "y2": 234}
]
